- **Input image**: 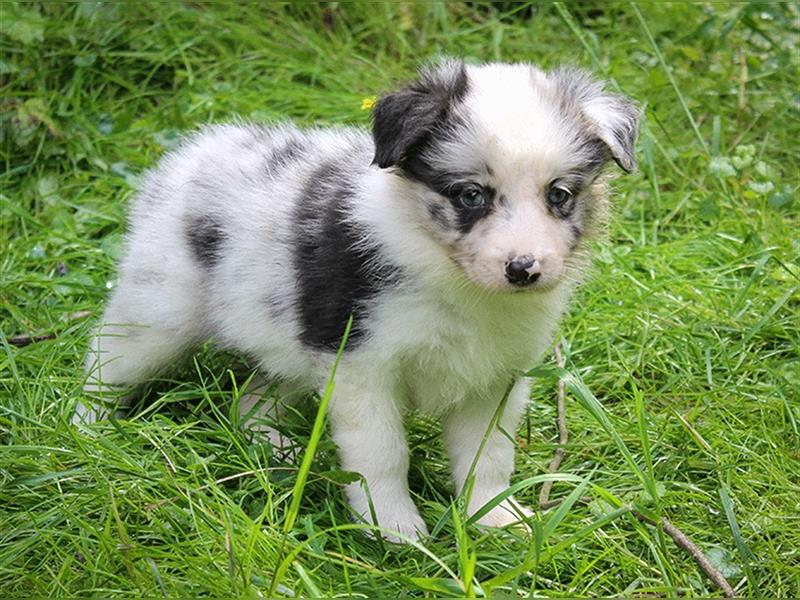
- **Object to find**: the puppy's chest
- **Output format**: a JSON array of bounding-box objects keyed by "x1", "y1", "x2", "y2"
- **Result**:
[{"x1": 387, "y1": 298, "x2": 552, "y2": 412}]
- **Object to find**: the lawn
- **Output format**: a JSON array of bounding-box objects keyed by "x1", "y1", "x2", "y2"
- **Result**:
[{"x1": 1, "y1": 2, "x2": 798, "y2": 597}]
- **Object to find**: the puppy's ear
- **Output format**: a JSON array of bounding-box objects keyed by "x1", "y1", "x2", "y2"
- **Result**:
[
  {"x1": 372, "y1": 60, "x2": 469, "y2": 169},
  {"x1": 553, "y1": 67, "x2": 641, "y2": 173}
]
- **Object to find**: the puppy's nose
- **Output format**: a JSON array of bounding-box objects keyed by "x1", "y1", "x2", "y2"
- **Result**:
[{"x1": 505, "y1": 255, "x2": 540, "y2": 286}]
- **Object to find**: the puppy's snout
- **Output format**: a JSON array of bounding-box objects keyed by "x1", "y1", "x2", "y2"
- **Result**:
[{"x1": 505, "y1": 255, "x2": 540, "y2": 286}]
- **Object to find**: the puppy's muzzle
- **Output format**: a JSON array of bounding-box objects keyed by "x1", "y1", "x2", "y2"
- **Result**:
[{"x1": 505, "y1": 255, "x2": 541, "y2": 287}]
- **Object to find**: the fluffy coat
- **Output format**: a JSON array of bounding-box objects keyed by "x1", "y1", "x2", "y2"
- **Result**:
[{"x1": 77, "y1": 60, "x2": 639, "y2": 541}]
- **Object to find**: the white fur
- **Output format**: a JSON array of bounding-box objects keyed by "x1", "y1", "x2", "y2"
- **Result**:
[{"x1": 77, "y1": 61, "x2": 637, "y2": 542}]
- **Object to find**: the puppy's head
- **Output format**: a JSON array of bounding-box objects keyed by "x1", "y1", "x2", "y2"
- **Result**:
[{"x1": 372, "y1": 60, "x2": 639, "y2": 292}]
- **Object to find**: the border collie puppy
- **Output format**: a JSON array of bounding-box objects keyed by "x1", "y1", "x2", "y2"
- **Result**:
[{"x1": 76, "y1": 60, "x2": 639, "y2": 542}]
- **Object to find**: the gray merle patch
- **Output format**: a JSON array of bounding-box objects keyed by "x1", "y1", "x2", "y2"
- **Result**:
[
  {"x1": 265, "y1": 137, "x2": 307, "y2": 174},
  {"x1": 186, "y1": 215, "x2": 225, "y2": 268}
]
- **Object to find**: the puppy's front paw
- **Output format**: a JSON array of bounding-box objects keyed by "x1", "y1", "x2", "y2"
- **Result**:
[
  {"x1": 474, "y1": 497, "x2": 534, "y2": 531},
  {"x1": 373, "y1": 507, "x2": 429, "y2": 544},
  {"x1": 350, "y1": 492, "x2": 429, "y2": 543}
]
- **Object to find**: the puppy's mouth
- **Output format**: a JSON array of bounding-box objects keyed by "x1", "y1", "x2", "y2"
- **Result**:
[{"x1": 501, "y1": 277, "x2": 558, "y2": 293}]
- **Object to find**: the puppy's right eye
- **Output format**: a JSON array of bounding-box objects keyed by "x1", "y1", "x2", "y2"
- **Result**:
[{"x1": 458, "y1": 185, "x2": 487, "y2": 210}]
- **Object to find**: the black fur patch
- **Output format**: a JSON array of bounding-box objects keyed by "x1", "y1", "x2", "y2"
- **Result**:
[
  {"x1": 186, "y1": 215, "x2": 225, "y2": 268},
  {"x1": 372, "y1": 62, "x2": 502, "y2": 235},
  {"x1": 402, "y1": 159, "x2": 497, "y2": 235},
  {"x1": 293, "y1": 162, "x2": 400, "y2": 352},
  {"x1": 372, "y1": 60, "x2": 469, "y2": 169},
  {"x1": 447, "y1": 183, "x2": 497, "y2": 234}
]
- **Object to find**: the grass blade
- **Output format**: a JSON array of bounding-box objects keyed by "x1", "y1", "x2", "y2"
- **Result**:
[
  {"x1": 465, "y1": 473, "x2": 583, "y2": 526},
  {"x1": 541, "y1": 472, "x2": 593, "y2": 542},
  {"x1": 559, "y1": 369, "x2": 653, "y2": 501},
  {"x1": 719, "y1": 486, "x2": 757, "y2": 595},
  {"x1": 270, "y1": 316, "x2": 353, "y2": 596},
  {"x1": 630, "y1": 2, "x2": 709, "y2": 154},
  {"x1": 281, "y1": 316, "x2": 352, "y2": 535}
]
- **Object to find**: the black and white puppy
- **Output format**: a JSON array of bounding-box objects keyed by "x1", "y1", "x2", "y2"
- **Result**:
[{"x1": 77, "y1": 60, "x2": 639, "y2": 541}]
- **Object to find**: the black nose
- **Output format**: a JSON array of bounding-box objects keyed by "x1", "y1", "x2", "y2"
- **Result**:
[{"x1": 505, "y1": 255, "x2": 540, "y2": 286}]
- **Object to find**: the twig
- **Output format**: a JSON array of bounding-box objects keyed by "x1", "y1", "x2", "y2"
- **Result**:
[
  {"x1": 5, "y1": 311, "x2": 93, "y2": 347},
  {"x1": 664, "y1": 517, "x2": 737, "y2": 598},
  {"x1": 539, "y1": 342, "x2": 567, "y2": 508},
  {"x1": 540, "y1": 345, "x2": 738, "y2": 598},
  {"x1": 737, "y1": 48, "x2": 748, "y2": 114},
  {"x1": 539, "y1": 496, "x2": 591, "y2": 511},
  {"x1": 635, "y1": 514, "x2": 737, "y2": 599},
  {"x1": 6, "y1": 333, "x2": 57, "y2": 347}
]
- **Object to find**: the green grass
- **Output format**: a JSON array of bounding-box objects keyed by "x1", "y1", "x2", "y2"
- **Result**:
[{"x1": 2, "y1": 1, "x2": 799, "y2": 597}]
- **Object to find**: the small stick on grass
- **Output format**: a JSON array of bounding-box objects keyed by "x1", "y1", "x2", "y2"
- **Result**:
[
  {"x1": 540, "y1": 344, "x2": 737, "y2": 598},
  {"x1": 658, "y1": 515, "x2": 737, "y2": 598},
  {"x1": 737, "y1": 48, "x2": 748, "y2": 114},
  {"x1": 6, "y1": 333, "x2": 57, "y2": 347},
  {"x1": 6, "y1": 311, "x2": 92, "y2": 347},
  {"x1": 634, "y1": 512, "x2": 737, "y2": 598},
  {"x1": 538, "y1": 342, "x2": 567, "y2": 509}
]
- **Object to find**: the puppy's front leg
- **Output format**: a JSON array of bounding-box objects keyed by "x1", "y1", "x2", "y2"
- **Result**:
[
  {"x1": 444, "y1": 377, "x2": 534, "y2": 528},
  {"x1": 327, "y1": 368, "x2": 428, "y2": 542}
]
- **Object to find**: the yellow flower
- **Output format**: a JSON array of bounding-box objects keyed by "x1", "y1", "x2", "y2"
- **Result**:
[{"x1": 360, "y1": 96, "x2": 377, "y2": 111}]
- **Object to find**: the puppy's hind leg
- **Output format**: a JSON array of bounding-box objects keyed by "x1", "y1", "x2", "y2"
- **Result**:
[
  {"x1": 238, "y1": 375, "x2": 307, "y2": 461},
  {"x1": 76, "y1": 269, "x2": 205, "y2": 425}
]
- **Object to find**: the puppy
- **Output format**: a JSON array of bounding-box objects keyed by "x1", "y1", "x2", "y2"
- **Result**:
[{"x1": 76, "y1": 60, "x2": 639, "y2": 542}]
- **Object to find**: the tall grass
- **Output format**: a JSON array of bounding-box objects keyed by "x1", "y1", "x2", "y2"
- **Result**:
[{"x1": 1, "y1": 2, "x2": 798, "y2": 596}]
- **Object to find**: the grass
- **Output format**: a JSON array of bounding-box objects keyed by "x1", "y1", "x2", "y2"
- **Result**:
[{"x1": 1, "y1": 1, "x2": 799, "y2": 596}]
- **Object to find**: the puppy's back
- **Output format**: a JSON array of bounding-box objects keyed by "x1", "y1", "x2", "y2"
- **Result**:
[{"x1": 90, "y1": 124, "x2": 375, "y2": 387}]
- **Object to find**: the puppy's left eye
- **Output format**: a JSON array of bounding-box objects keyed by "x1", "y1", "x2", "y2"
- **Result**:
[{"x1": 546, "y1": 185, "x2": 572, "y2": 207}]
